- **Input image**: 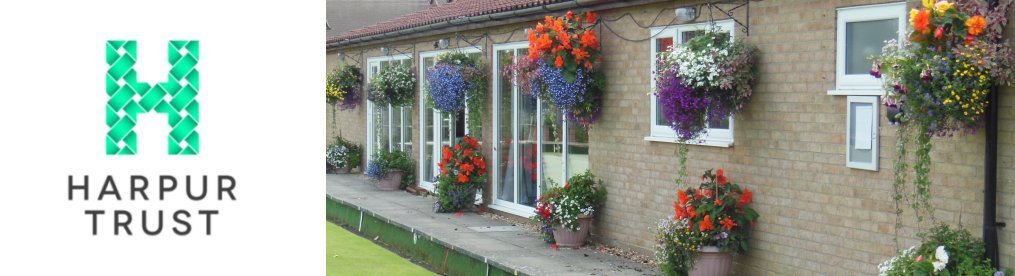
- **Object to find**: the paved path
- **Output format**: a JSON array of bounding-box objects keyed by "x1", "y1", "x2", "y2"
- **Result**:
[{"x1": 326, "y1": 174, "x2": 656, "y2": 275}]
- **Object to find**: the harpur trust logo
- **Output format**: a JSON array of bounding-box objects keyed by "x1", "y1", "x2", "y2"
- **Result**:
[
  {"x1": 105, "y1": 40, "x2": 200, "y2": 155},
  {"x1": 65, "y1": 40, "x2": 235, "y2": 237}
]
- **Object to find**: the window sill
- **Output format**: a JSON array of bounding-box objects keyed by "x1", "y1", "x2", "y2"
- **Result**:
[
  {"x1": 827, "y1": 89, "x2": 884, "y2": 96},
  {"x1": 643, "y1": 136, "x2": 734, "y2": 148}
]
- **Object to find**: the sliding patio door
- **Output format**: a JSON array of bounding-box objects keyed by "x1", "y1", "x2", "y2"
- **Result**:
[{"x1": 418, "y1": 49, "x2": 482, "y2": 191}]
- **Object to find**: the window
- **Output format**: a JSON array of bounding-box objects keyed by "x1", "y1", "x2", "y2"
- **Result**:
[
  {"x1": 490, "y1": 42, "x2": 590, "y2": 216},
  {"x1": 646, "y1": 20, "x2": 735, "y2": 147},
  {"x1": 829, "y1": 2, "x2": 906, "y2": 95},
  {"x1": 846, "y1": 96, "x2": 879, "y2": 170},
  {"x1": 365, "y1": 55, "x2": 413, "y2": 163},
  {"x1": 418, "y1": 48, "x2": 483, "y2": 191}
]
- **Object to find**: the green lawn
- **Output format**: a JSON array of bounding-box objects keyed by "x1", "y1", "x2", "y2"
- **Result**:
[{"x1": 326, "y1": 222, "x2": 434, "y2": 276}]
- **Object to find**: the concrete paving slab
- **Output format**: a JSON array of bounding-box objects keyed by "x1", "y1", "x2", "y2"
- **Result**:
[{"x1": 326, "y1": 174, "x2": 655, "y2": 276}]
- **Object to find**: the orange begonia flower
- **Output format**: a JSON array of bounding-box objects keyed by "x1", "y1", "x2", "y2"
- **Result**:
[
  {"x1": 720, "y1": 217, "x2": 737, "y2": 230},
  {"x1": 678, "y1": 190, "x2": 690, "y2": 206},
  {"x1": 737, "y1": 188, "x2": 753, "y2": 207},
  {"x1": 912, "y1": 9, "x2": 932, "y2": 34},
  {"x1": 555, "y1": 55, "x2": 564, "y2": 68},
  {"x1": 457, "y1": 174, "x2": 469, "y2": 183},
  {"x1": 966, "y1": 15, "x2": 987, "y2": 36},
  {"x1": 460, "y1": 163, "x2": 475, "y2": 174},
  {"x1": 572, "y1": 48, "x2": 589, "y2": 61},
  {"x1": 673, "y1": 202, "x2": 686, "y2": 220},
  {"x1": 474, "y1": 156, "x2": 486, "y2": 170},
  {"x1": 566, "y1": 11, "x2": 574, "y2": 20},
  {"x1": 586, "y1": 11, "x2": 597, "y2": 24},
  {"x1": 716, "y1": 168, "x2": 728, "y2": 185},
  {"x1": 699, "y1": 215, "x2": 715, "y2": 232}
]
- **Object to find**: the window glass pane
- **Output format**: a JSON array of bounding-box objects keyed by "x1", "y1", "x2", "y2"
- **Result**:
[
  {"x1": 496, "y1": 49, "x2": 515, "y2": 202},
  {"x1": 710, "y1": 117, "x2": 731, "y2": 129},
  {"x1": 654, "y1": 36, "x2": 674, "y2": 126},
  {"x1": 390, "y1": 105, "x2": 401, "y2": 151},
  {"x1": 423, "y1": 57, "x2": 436, "y2": 182},
  {"x1": 375, "y1": 105, "x2": 389, "y2": 154},
  {"x1": 541, "y1": 103, "x2": 564, "y2": 190},
  {"x1": 402, "y1": 107, "x2": 412, "y2": 153},
  {"x1": 680, "y1": 30, "x2": 705, "y2": 44},
  {"x1": 567, "y1": 122, "x2": 589, "y2": 179},
  {"x1": 467, "y1": 52, "x2": 484, "y2": 139},
  {"x1": 846, "y1": 19, "x2": 897, "y2": 75},
  {"x1": 518, "y1": 87, "x2": 539, "y2": 207}
]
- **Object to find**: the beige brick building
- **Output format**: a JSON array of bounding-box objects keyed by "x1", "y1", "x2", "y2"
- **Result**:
[{"x1": 326, "y1": 0, "x2": 1015, "y2": 274}]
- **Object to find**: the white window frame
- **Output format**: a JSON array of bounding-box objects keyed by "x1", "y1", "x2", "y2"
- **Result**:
[
  {"x1": 489, "y1": 41, "x2": 584, "y2": 217},
  {"x1": 417, "y1": 46, "x2": 483, "y2": 191},
  {"x1": 645, "y1": 20, "x2": 735, "y2": 147},
  {"x1": 846, "y1": 96, "x2": 879, "y2": 170},
  {"x1": 828, "y1": 2, "x2": 906, "y2": 95},
  {"x1": 365, "y1": 54, "x2": 412, "y2": 164}
]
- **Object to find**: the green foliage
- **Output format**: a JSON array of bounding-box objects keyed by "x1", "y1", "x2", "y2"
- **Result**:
[
  {"x1": 879, "y1": 224, "x2": 1004, "y2": 276},
  {"x1": 376, "y1": 150, "x2": 415, "y2": 189},
  {"x1": 530, "y1": 170, "x2": 607, "y2": 243}
]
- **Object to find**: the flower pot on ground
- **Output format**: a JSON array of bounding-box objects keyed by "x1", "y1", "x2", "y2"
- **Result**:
[
  {"x1": 375, "y1": 169, "x2": 403, "y2": 191},
  {"x1": 689, "y1": 246, "x2": 733, "y2": 276},
  {"x1": 655, "y1": 168, "x2": 759, "y2": 276},
  {"x1": 365, "y1": 150, "x2": 415, "y2": 191},
  {"x1": 531, "y1": 170, "x2": 606, "y2": 248},
  {"x1": 434, "y1": 136, "x2": 487, "y2": 213},
  {"x1": 327, "y1": 137, "x2": 362, "y2": 174},
  {"x1": 551, "y1": 215, "x2": 593, "y2": 248}
]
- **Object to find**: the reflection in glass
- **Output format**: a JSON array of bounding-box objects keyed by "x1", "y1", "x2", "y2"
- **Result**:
[
  {"x1": 518, "y1": 88, "x2": 539, "y2": 207},
  {"x1": 568, "y1": 122, "x2": 590, "y2": 179},
  {"x1": 496, "y1": 49, "x2": 515, "y2": 202},
  {"x1": 846, "y1": 19, "x2": 898, "y2": 75},
  {"x1": 423, "y1": 57, "x2": 436, "y2": 182},
  {"x1": 541, "y1": 103, "x2": 564, "y2": 190}
]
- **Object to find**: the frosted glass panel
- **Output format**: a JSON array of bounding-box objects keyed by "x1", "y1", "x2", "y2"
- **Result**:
[{"x1": 845, "y1": 19, "x2": 897, "y2": 75}]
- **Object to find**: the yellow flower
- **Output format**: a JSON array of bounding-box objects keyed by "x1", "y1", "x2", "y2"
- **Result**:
[
  {"x1": 910, "y1": 9, "x2": 920, "y2": 26},
  {"x1": 923, "y1": 0, "x2": 935, "y2": 9},
  {"x1": 934, "y1": 1, "x2": 953, "y2": 14}
]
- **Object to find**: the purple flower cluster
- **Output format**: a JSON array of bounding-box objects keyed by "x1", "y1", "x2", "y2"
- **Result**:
[
  {"x1": 656, "y1": 68, "x2": 711, "y2": 141},
  {"x1": 427, "y1": 63, "x2": 470, "y2": 113},
  {"x1": 338, "y1": 86, "x2": 361, "y2": 111},
  {"x1": 538, "y1": 60, "x2": 589, "y2": 111}
]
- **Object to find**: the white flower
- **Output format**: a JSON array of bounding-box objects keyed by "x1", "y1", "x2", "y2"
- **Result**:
[{"x1": 932, "y1": 246, "x2": 949, "y2": 272}]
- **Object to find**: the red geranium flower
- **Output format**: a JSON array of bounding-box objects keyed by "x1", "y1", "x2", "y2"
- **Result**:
[
  {"x1": 699, "y1": 215, "x2": 715, "y2": 232},
  {"x1": 737, "y1": 188, "x2": 753, "y2": 207},
  {"x1": 720, "y1": 217, "x2": 737, "y2": 230}
]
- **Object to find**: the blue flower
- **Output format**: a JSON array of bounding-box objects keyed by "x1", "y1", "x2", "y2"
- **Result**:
[
  {"x1": 365, "y1": 160, "x2": 386, "y2": 180},
  {"x1": 427, "y1": 63, "x2": 470, "y2": 113},
  {"x1": 537, "y1": 60, "x2": 589, "y2": 111}
]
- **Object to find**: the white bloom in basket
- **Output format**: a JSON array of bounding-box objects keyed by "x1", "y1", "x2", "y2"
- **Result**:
[{"x1": 932, "y1": 246, "x2": 949, "y2": 272}]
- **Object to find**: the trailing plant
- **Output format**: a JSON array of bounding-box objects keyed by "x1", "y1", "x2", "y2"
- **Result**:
[
  {"x1": 434, "y1": 136, "x2": 488, "y2": 212},
  {"x1": 656, "y1": 168, "x2": 758, "y2": 275},
  {"x1": 524, "y1": 11, "x2": 605, "y2": 128},
  {"x1": 654, "y1": 28, "x2": 759, "y2": 142},
  {"x1": 530, "y1": 170, "x2": 606, "y2": 244},
  {"x1": 871, "y1": 0, "x2": 1014, "y2": 225},
  {"x1": 368, "y1": 63, "x2": 416, "y2": 106},
  {"x1": 426, "y1": 52, "x2": 488, "y2": 136},
  {"x1": 332, "y1": 65, "x2": 363, "y2": 110},
  {"x1": 878, "y1": 224, "x2": 1009, "y2": 276},
  {"x1": 326, "y1": 137, "x2": 362, "y2": 170},
  {"x1": 365, "y1": 150, "x2": 415, "y2": 189}
]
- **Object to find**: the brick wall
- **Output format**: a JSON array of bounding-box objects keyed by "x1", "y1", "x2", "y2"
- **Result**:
[{"x1": 327, "y1": 0, "x2": 1015, "y2": 274}]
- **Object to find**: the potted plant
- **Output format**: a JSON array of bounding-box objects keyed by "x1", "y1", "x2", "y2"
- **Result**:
[
  {"x1": 434, "y1": 136, "x2": 487, "y2": 212},
  {"x1": 878, "y1": 224, "x2": 1010, "y2": 275},
  {"x1": 326, "y1": 137, "x2": 361, "y2": 174},
  {"x1": 365, "y1": 150, "x2": 415, "y2": 191},
  {"x1": 656, "y1": 168, "x2": 758, "y2": 276},
  {"x1": 531, "y1": 170, "x2": 606, "y2": 249}
]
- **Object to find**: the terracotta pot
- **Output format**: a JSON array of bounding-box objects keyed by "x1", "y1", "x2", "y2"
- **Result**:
[
  {"x1": 333, "y1": 165, "x2": 352, "y2": 174},
  {"x1": 689, "y1": 246, "x2": 733, "y2": 276},
  {"x1": 375, "y1": 169, "x2": 403, "y2": 191},
  {"x1": 551, "y1": 215, "x2": 593, "y2": 248}
]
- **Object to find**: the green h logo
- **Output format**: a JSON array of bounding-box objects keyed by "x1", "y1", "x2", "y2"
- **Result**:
[{"x1": 105, "y1": 40, "x2": 199, "y2": 155}]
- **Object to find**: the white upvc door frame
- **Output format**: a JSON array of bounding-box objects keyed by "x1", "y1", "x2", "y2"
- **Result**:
[
  {"x1": 365, "y1": 54, "x2": 411, "y2": 165},
  {"x1": 417, "y1": 47, "x2": 483, "y2": 191}
]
